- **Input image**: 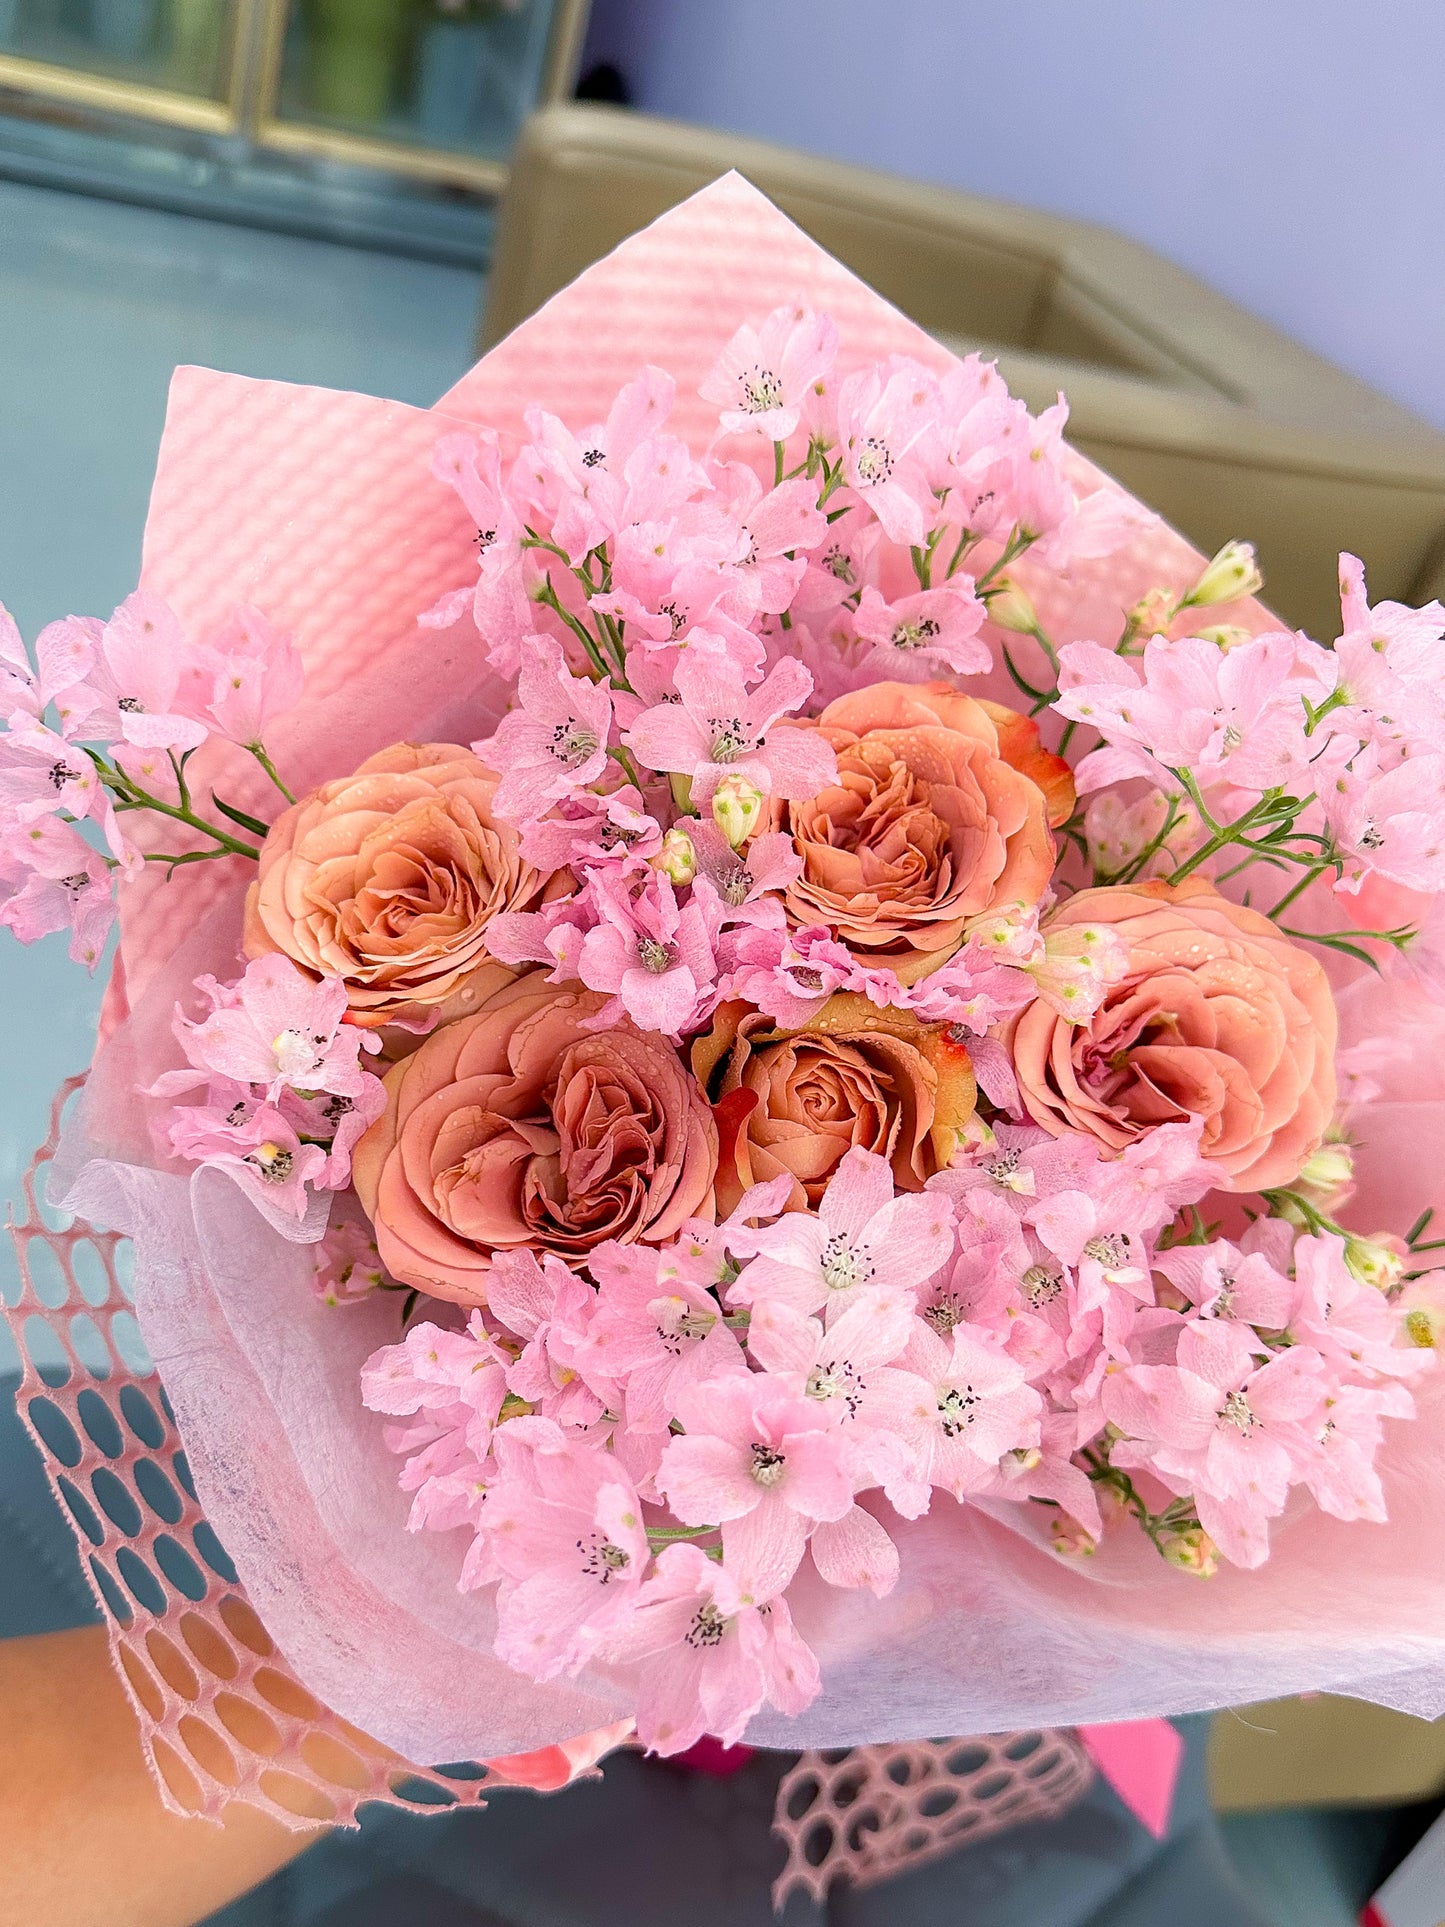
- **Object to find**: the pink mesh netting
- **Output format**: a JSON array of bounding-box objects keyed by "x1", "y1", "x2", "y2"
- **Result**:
[
  {"x1": 5, "y1": 1078, "x2": 625, "y2": 1826},
  {"x1": 770, "y1": 1734, "x2": 1094, "y2": 1908}
]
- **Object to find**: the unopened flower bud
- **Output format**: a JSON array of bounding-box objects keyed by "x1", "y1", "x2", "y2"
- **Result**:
[
  {"x1": 1126, "y1": 585, "x2": 1178, "y2": 638},
  {"x1": 984, "y1": 578, "x2": 1039, "y2": 634},
  {"x1": 966, "y1": 902, "x2": 1038, "y2": 961},
  {"x1": 711, "y1": 772, "x2": 765, "y2": 848},
  {"x1": 1027, "y1": 923, "x2": 1129, "y2": 1022},
  {"x1": 1196, "y1": 623, "x2": 1253, "y2": 651},
  {"x1": 655, "y1": 827, "x2": 697, "y2": 885},
  {"x1": 1344, "y1": 1233, "x2": 1406, "y2": 1291},
  {"x1": 1049, "y1": 1515, "x2": 1098, "y2": 1559},
  {"x1": 1160, "y1": 1525, "x2": 1219, "y2": 1578},
  {"x1": 1296, "y1": 1140, "x2": 1355, "y2": 1209},
  {"x1": 1182, "y1": 540, "x2": 1263, "y2": 610}
]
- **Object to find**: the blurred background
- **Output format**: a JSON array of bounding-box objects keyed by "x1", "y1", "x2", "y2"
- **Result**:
[{"x1": 2, "y1": 5, "x2": 1444, "y2": 1924}]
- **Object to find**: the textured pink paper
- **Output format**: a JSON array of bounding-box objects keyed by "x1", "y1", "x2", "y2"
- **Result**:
[
  {"x1": 50, "y1": 176, "x2": 1445, "y2": 1767},
  {"x1": 120, "y1": 374, "x2": 498, "y2": 1005}
]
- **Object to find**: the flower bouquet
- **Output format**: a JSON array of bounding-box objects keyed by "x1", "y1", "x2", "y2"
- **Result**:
[{"x1": 5, "y1": 178, "x2": 1445, "y2": 1811}]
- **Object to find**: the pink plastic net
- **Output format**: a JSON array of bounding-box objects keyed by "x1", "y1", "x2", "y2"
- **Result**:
[{"x1": 770, "y1": 1734, "x2": 1094, "y2": 1908}]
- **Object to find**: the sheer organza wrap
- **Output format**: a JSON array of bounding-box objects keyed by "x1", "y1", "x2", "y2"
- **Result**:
[{"x1": 46, "y1": 175, "x2": 1445, "y2": 1765}]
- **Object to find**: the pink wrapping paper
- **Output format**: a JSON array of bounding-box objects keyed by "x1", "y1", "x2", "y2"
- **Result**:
[{"x1": 50, "y1": 175, "x2": 1445, "y2": 1765}]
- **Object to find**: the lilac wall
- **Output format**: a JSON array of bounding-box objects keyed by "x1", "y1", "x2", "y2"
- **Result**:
[{"x1": 583, "y1": 0, "x2": 1445, "y2": 431}]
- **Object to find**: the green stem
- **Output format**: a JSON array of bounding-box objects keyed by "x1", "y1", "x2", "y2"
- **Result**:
[
  {"x1": 536, "y1": 580, "x2": 610, "y2": 681},
  {"x1": 609, "y1": 744, "x2": 645, "y2": 790},
  {"x1": 975, "y1": 528, "x2": 1035, "y2": 592},
  {"x1": 168, "y1": 749, "x2": 193, "y2": 815},
  {"x1": 248, "y1": 743, "x2": 295, "y2": 805},
  {"x1": 1265, "y1": 860, "x2": 1331, "y2": 923},
  {"x1": 101, "y1": 766, "x2": 261, "y2": 859},
  {"x1": 1113, "y1": 793, "x2": 1183, "y2": 885},
  {"x1": 944, "y1": 528, "x2": 976, "y2": 579},
  {"x1": 773, "y1": 440, "x2": 786, "y2": 489},
  {"x1": 1000, "y1": 642, "x2": 1052, "y2": 707}
]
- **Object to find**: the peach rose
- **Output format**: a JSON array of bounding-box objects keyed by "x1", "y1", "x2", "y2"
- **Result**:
[
  {"x1": 1004, "y1": 879, "x2": 1337, "y2": 1192},
  {"x1": 693, "y1": 994, "x2": 977, "y2": 1213},
  {"x1": 772, "y1": 683, "x2": 1070, "y2": 983},
  {"x1": 244, "y1": 741, "x2": 558, "y2": 1028},
  {"x1": 352, "y1": 976, "x2": 718, "y2": 1304}
]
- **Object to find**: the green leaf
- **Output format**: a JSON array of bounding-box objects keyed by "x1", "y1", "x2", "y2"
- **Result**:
[{"x1": 211, "y1": 793, "x2": 273, "y2": 838}]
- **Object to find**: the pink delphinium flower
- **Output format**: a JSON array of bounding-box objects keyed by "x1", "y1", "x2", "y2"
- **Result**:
[
  {"x1": 0, "y1": 813, "x2": 115, "y2": 968},
  {"x1": 602, "y1": 1542, "x2": 821, "y2": 1756},
  {"x1": 0, "y1": 606, "x2": 96, "y2": 726},
  {"x1": 1058, "y1": 631, "x2": 1332, "y2": 802},
  {"x1": 872, "y1": 1320, "x2": 1043, "y2": 1515},
  {"x1": 1324, "y1": 750, "x2": 1445, "y2": 895},
  {"x1": 595, "y1": 513, "x2": 757, "y2": 663},
  {"x1": 474, "y1": 635, "x2": 613, "y2": 822},
  {"x1": 278, "y1": 1076, "x2": 386, "y2": 1191},
  {"x1": 1298, "y1": 1380, "x2": 1415, "y2": 1524},
  {"x1": 517, "y1": 785, "x2": 662, "y2": 875},
  {"x1": 790, "y1": 505, "x2": 881, "y2": 620},
  {"x1": 1153, "y1": 1238, "x2": 1296, "y2": 1332},
  {"x1": 312, "y1": 1198, "x2": 392, "y2": 1305},
  {"x1": 1103, "y1": 1320, "x2": 1328, "y2": 1568},
  {"x1": 0, "y1": 717, "x2": 127, "y2": 857},
  {"x1": 624, "y1": 653, "x2": 835, "y2": 809},
  {"x1": 850, "y1": 582, "x2": 990, "y2": 682},
  {"x1": 361, "y1": 1310, "x2": 509, "y2": 1533},
  {"x1": 700, "y1": 302, "x2": 838, "y2": 442},
  {"x1": 1084, "y1": 789, "x2": 1202, "y2": 883},
  {"x1": 362, "y1": 1313, "x2": 508, "y2": 1423},
  {"x1": 833, "y1": 359, "x2": 938, "y2": 546},
  {"x1": 577, "y1": 870, "x2": 723, "y2": 1036},
  {"x1": 686, "y1": 820, "x2": 800, "y2": 923},
  {"x1": 483, "y1": 1417, "x2": 651, "y2": 1681},
  {"x1": 165, "y1": 1095, "x2": 328, "y2": 1222},
  {"x1": 486, "y1": 1248, "x2": 614, "y2": 1428},
  {"x1": 745, "y1": 1287, "x2": 916, "y2": 1571},
  {"x1": 715, "y1": 470, "x2": 828, "y2": 615},
  {"x1": 730, "y1": 1147, "x2": 955, "y2": 1322},
  {"x1": 577, "y1": 1238, "x2": 749, "y2": 1434},
  {"x1": 1332, "y1": 552, "x2": 1445, "y2": 768},
  {"x1": 658, "y1": 1372, "x2": 855, "y2": 1595},
  {"x1": 188, "y1": 606, "x2": 304, "y2": 748},
  {"x1": 169, "y1": 954, "x2": 377, "y2": 1102},
  {"x1": 1289, "y1": 1233, "x2": 1424, "y2": 1383},
  {"x1": 67, "y1": 592, "x2": 209, "y2": 752},
  {"x1": 720, "y1": 923, "x2": 848, "y2": 1026}
]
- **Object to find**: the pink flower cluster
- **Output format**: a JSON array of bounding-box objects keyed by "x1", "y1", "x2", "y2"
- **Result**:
[
  {"x1": 150, "y1": 954, "x2": 386, "y2": 1227},
  {"x1": 362, "y1": 1131, "x2": 1436, "y2": 1752},
  {"x1": 1058, "y1": 557, "x2": 1445, "y2": 905},
  {"x1": 0, "y1": 595, "x2": 304, "y2": 967},
  {"x1": 420, "y1": 309, "x2": 1150, "y2": 1042}
]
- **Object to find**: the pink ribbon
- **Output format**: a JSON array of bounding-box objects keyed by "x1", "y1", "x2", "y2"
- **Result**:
[{"x1": 1078, "y1": 1720, "x2": 1184, "y2": 1838}]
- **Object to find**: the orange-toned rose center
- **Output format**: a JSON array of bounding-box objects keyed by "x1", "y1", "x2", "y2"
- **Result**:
[{"x1": 427, "y1": 1040, "x2": 685, "y2": 1261}]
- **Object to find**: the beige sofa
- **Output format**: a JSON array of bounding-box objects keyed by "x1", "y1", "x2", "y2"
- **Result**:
[{"x1": 480, "y1": 104, "x2": 1445, "y2": 641}]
